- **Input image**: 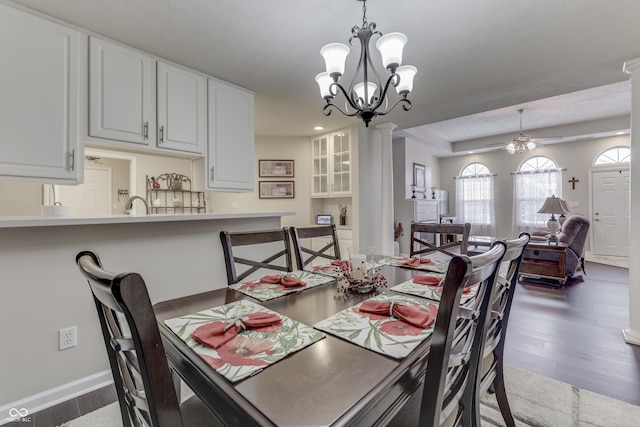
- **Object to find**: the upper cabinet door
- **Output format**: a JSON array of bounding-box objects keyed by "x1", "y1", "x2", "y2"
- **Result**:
[
  {"x1": 157, "y1": 62, "x2": 206, "y2": 155},
  {"x1": 89, "y1": 37, "x2": 155, "y2": 145},
  {"x1": 0, "y1": 3, "x2": 82, "y2": 182},
  {"x1": 207, "y1": 79, "x2": 255, "y2": 191}
]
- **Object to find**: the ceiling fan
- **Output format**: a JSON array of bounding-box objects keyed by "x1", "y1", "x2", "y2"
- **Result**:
[{"x1": 489, "y1": 109, "x2": 562, "y2": 153}]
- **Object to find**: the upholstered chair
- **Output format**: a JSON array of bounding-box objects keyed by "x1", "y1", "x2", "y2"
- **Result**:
[
  {"x1": 556, "y1": 213, "x2": 590, "y2": 277},
  {"x1": 525, "y1": 214, "x2": 590, "y2": 278}
]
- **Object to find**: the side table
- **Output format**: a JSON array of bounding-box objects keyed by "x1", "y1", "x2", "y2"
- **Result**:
[{"x1": 518, "y1": 241, "x2": 569, "y2": 285}]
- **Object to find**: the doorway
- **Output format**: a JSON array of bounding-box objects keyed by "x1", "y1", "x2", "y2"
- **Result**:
[
  {"x1": 43, "y1": 149, "x2": 137, "y2": 215},
  {"x1": 591, "y1": 168, "x2": 630, "y2": 257}
]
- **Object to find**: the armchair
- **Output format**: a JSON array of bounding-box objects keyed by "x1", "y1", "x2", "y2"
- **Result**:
[
  {"x1": 556, "y1": 213, "x2": 590, "y2": 277},
  {"x1": 523, "y1": 214, "x2": 590, "y2": 278}
]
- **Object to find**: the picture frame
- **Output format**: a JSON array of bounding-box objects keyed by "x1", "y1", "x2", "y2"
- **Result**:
[
  {"x1": 413, "y1": 163, "x2": 426, "y2": 193},
  {"x1": 259, "y1": 160, "x2": 294, "y2": 178},
  {"x1": 259, "y1": 181, "x2": 295, "y2": 199}
]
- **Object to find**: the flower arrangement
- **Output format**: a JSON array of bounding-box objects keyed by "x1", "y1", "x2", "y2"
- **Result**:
[
  {"x1": 394, "y1": 222, "x2": 403, "y2": 241},
  {"x1": 339, "y1": 204, "x2": 347, "y2": 226}
]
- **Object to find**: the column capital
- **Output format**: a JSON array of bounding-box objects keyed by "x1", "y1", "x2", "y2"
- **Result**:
[
  {"x1": 375, "y1": 122, "x2": 397, "y2": 132},
  {"x1": 623, "y1": 57, "x2": 640, "y2": 75}
]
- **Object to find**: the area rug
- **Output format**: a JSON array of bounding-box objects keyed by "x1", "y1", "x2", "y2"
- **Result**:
[{"x1": 60, "y1": 365, "x2": 640, "y2": 426}]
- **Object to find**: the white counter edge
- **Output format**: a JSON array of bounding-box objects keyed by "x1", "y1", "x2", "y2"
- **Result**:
[{"x1": 0, "y1": 212, "x2": 296, "y2": 229}]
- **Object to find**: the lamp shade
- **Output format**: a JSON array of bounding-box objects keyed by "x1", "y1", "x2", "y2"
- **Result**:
[
  {"x1": 376, "y1": 32, "x2": 407, "y2": 70},
  {"x1": 315, "y1": 72, "x2": 333, "y2": 99},
  {"x1": 395, "y1": 65, "x2": 417, "y2": 95},
  {"x1": 354, "y1": 82, "x2": 378, "y2": 106},
  {"x1": 537, "y1": 195, "x2": 571, "y2": 215},
  {"x1": 320, "y1": 43, "x2": 350, "y2": 78},
  {"x1": 559, "y1": 198, "x2": 571, "y2": 214}
]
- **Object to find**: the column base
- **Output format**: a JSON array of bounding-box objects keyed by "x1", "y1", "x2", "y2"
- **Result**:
[{"x1": 622, "y1": 328, "x2": 640, "y2": 346}]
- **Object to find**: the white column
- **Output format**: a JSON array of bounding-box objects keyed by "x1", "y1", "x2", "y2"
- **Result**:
[
  {"x1": 377, "y1": 122, "x2": 397, "y2": 256},
  {"x1": 623, "y1": 58, "x2": 640, "y2": 345}
]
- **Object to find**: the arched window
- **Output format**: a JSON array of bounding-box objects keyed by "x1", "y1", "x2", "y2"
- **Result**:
[
  {"x1": 455, "y1": 163, "x2": 495, "y2": 236},
  {"x1": 513, "y1": 156, "x2": 563, "y2": 233},
  {"x1": 594, "y1": 146, "x2": 630, "y2": 165}
]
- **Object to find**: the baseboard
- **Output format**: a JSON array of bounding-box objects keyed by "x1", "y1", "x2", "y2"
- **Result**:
[
  {"x1": 0, "y1": 370, "x2": 112, "y2": 426},
  {"x1": 584, "y1": 251, "x2": 629, "y2": 268}
]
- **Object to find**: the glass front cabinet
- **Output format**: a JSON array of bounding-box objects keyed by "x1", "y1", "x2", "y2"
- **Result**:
[{"x1": 312, "y1": 130, "x2": 351, "y2": 197}]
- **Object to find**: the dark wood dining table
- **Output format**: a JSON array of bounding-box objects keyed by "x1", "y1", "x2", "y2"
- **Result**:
[{"x1": 154, "y1": 263, "x2": 436, "y2": 426}]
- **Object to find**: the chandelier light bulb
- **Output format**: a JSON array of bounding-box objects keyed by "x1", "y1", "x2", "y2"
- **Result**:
[
  {"x1": 354, "y1": 82, "x2": 378, "y2": 107},
  {"x1": 315, "y1": 72, "x2": 333, "y2": 99},
  {"x1": 375, "y1": 32, "x2": 407, "y2": 72},
  {"x1": 526, "y1": 140, "x2": 537, "y2": 151},
  {"x1": 395, "y1": 65, "x2": 417, "y2": 95},
  {"x1": 320, "y1": 43, "x2": 350, "y2": 79},
  {"x1": 506, "y1": 143, "x2": 516, "y2": 154}
]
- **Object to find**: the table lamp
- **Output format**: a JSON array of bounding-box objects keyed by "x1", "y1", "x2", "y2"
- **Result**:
[{"x1": 537, "y1": 195, "x2": 571, "y2": 244}]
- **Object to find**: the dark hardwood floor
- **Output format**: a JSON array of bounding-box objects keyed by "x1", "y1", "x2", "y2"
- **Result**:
[{"x1": 505, "y1": 261, "x2": 640, "y2": 406}]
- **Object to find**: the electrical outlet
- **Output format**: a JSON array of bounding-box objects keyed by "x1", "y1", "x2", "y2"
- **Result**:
[{"x1": 59, "y1": 326, "x2": 77, "y2": 350}]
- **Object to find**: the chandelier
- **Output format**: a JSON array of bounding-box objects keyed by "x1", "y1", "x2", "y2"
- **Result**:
[
  {"x1": 506, "y1": 109, "x2": 536, "y2": 154},
  {"x1": 315, "y1": 0, "x2": 417, "y2": 127}
]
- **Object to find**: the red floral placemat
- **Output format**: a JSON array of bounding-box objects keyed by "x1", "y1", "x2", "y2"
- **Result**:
[
  {"x1": 314, "y1": 293, "x2": 437, "y2": 359},
  {"x1": 165, "y1": 300, "x2": 324, "y2": 382}
]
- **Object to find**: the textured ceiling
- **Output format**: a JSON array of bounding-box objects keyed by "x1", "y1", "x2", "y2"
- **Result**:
[{"x1": 10, "y1": 0, "x2": 640, "y2": 152}]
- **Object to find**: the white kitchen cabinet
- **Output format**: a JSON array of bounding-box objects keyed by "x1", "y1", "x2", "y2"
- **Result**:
[
  {"x1": 157, "y1": 62, "x2": 206, "y2": 155},
  {"x1": 0, "y1": 3, "x2": 82, "y2": 182},
  {"x1": 311, "y1": 130, "x2": 351, "y2": 197},
  {"x1": 89, "y1": 37, "x2": 156, "y2": 145},
  {"x1": 206, "y1": 79, "x2": 255, "y2": 191}
]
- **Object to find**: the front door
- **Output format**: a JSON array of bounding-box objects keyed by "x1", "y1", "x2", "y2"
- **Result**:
[{"x1": 592, "y1": 169, "x2": 629, "y2": 256}]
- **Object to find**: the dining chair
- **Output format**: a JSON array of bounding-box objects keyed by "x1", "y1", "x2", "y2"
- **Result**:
[
  {"x1": 410, "y1": 222, "x2": 472, "y2": 258},
  {"x1": 75, "y1": 250, "x2": 223, "y2": 427},
  {"x1": 219, "y1": 228, "x2": 293, "y2": 284},
  {"x1": 289, "y1": 224, "x2": 341, "y2": 270},
  {"x1": 389, "y1": 241, "x2": 506, "y2": 426},
  {"x1": 471, "y1": 232, "x2": 530, "y2": 427}
]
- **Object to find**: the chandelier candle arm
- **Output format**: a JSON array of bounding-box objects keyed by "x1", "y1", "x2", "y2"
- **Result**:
[{"x1": 316, "y1": 0, "x2": 416, "y2": 127}]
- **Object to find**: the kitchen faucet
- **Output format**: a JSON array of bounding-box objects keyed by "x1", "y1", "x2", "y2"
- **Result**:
[{"x1": 125, "y1": 195, "x2": 150, "y2": 215}]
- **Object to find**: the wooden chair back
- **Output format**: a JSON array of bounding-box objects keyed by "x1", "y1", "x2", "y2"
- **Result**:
[
  {"x1": 419, "y1": 241, "x2": 506, "y2": 426},
  {"x1": 219, "y1": 228, "x2": 293, "y2": 284},
  {"x1": 289, "y1": 225, "x2": 341, "y2": 270},
  {"x1": 76, "y1": 250, "x2": 183, "y2": 427},
  {"x1": 472, "y1": 232, "x2": 530, "y2": 427},
  {"x1": 410, "y1": 222, "x2": 471, "y2": 258}
]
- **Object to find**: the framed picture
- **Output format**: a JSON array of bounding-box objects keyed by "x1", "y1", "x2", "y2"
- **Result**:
[
  {"x1": 413, "y1": 163, "x2": 426, "y2": 192},
  {"x1": 259, "y1": 181, "x2": 295, "y2": 199},
  {"x1": 259, "y1": 160, "x2": 294, "y2": 177}
]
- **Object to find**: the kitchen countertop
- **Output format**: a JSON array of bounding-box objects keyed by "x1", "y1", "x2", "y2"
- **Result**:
[{"x1": 0, "y1": 212, "x2": 295, "y2": 229}]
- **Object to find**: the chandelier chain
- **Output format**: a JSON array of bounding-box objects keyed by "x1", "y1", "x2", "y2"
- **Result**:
[{"x1": 361, "y1": 0, "x2": 367, "y2": 26}]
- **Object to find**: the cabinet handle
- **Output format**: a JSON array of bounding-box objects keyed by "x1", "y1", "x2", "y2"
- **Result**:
[
  {"x1": 159, "y1": 126, "x2": 164, "y2": 144},
  {"x1": 69, "y1": 149, "x2": 75, "y2": 171},
  {"x1": 210, "y1": 166, "x2": 214, "y2": 182},
  {"x1": 143, "y1": 122, "x2": 149, "y2": 140}
]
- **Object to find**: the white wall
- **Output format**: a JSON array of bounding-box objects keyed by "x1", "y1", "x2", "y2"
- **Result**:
[
  {"x1": 438, "y1": 135, "x2": 630, "y2": 241},
  {"x1": 392, "y1": 136, "x2": 441, "y2": 255},
  {"x1": 204, "y1": 135, "x2": 311, "y2": 227}
]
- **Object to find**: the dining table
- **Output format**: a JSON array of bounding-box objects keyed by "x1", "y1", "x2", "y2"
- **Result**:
[{"x1": 153, "y1": 259, "x2": 449, "y2": 426}]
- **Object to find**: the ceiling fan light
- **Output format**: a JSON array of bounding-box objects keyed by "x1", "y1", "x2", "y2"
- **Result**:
[
  {"x1": 526, "y1": 140, "x2": 537, "y2": 150},
  {"x1": 376, "y1": 32, "x2": 407, "y2": 71},
  {"x1": 315, "y1": 72, "x2": 333, "y2": 99},
  {"x1": 395, "y1": 65, "x2": 417, "y2": 95},
  {"x1": 354, "y1": 82, "x2": 378, "y2": 106},
  {"x1": 320, "y1": 43, "x2": 350, "y2": 79},
  {"x1": 506, "y1": 142, "x2": 517, "y2": 154}
]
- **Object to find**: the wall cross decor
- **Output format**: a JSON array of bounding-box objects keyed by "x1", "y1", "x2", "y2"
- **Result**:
[{"x1": 568, "y1": 176, "x2": 579, "y2": 190}]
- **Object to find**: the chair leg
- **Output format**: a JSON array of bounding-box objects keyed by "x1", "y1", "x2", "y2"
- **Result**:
[
  {"x1": 580, "y1": 257, "x2": 586, "y2": 275},
  {"x1": 493, "y1": 361, "x2": 516, "y2": 427}
]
